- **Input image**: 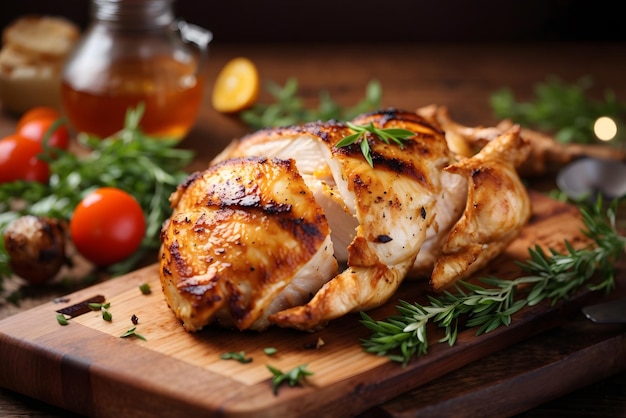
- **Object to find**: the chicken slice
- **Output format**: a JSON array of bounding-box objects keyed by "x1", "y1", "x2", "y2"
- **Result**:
[
  {"x1": 213, "y1": 123, "x2": 360, "y2": 264},
  {"x1": 269, "y1": 109, "x2": 456, "y2": 330},
  {"x1": 430, "y1": 125, "x2": 532, "y2": 291},
  {"x1": 410, "y1": 169, "x2": 467, "y2": 277},
  {"x1": 159, "y1": 156, "x2": 337, "y2": 331}
]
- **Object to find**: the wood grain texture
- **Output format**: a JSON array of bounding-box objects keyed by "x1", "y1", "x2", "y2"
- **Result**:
[
  {"x1": 363, "y1": 317, "x2": 626, "y2": 418},
  {"x1": 1, "y1": 192, "x2": 623, "y2": 417}
]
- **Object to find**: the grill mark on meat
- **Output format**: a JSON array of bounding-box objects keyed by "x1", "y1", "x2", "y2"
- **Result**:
[
  {"x1": 263, "y1": 201, "x2": 292, "y2": 214},
  {"x1": 278, "y1": 213, "x2": 328, "y2": 254},
  {"x1": 168, "y1": 240, "x2": 188, "y2": 277},
  {"x1": 159, "y1": 155, "x2": 335, "y2": 331},
  {"x1": 207, "y1": 180, "x2": 261, "y2": 208}
]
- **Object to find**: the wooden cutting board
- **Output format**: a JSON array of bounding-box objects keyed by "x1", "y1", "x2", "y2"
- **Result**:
[{"x1": 0, "y1": 191, "x2": 623, "y2": 418}]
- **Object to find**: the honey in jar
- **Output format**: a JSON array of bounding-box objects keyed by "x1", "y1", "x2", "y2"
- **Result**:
[{"x1": 60, "y1": 0, "x2": 211, "y2": 141}]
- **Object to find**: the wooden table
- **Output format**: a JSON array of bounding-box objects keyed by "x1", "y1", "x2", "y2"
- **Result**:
[{"x1": 1, "y1": 41, "x2": 626, "y2": 417}]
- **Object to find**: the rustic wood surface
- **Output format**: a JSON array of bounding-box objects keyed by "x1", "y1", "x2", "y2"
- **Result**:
[
  {"x1": 1, "y1": 41, "x2": 626, "y2": 417},
  {"x1": 0, "y1": 192, "x2": 623, "y2": 417}
]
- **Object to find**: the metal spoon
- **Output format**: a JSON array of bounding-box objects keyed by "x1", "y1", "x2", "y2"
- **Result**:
[{"x1": 556, "y1": 156, "x2": 626, "y2": 201}]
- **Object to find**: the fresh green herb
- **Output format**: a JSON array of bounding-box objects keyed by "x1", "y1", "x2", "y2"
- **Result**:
[
  {"x1": 361, "y1": 198, "x2": 625, "y2": 366},
  {"x1": 56, "y1": 314, "x2": 69, "y2": 326},
  {"x1": 240, "y1": 78, "x2": 382, "y2": 129},
  {"x1": 267, "y1": 364, "x2": 314, "y2": 395},
  {"x1": 335, "y1": 122, "x2": 414, "y2": 166},
  {"x1": 0, "y1": 104, "x2": 194, "y2": 289},
  {"x1": 139, "y1": 283, "x2": 152, "y2": 295},
  {"x1": 264, "y1": 347, "x2": 278, "y2": 356},
  {"x1": 490, "y1": 75, "x2": 626, "y2": 144},
  {"x1": 89, "y1": 302, "x2": 112, "y2": 321},
  {"x1": 102, "y1": 309, "x2": 112, "y2": 321},
  {"x1": 120, "y1": 326, "x2": 146, "y2": 341},
  {"x1": 220, "y1": 351, "x2": 253, "y2": 363}
]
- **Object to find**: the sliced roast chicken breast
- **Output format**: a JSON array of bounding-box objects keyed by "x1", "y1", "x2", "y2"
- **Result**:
[
  {"x1": 217, "y1": 109, "x2": 460, "y2": 330},
  {"x1": 213, "y1": 123, "x2": 360, "y2": 264},
  {"x1": 430, "y1": 124, "x2": 532, "y2": 291},
  {"x1": 159, "y1": 156, "x2": 337, "y2": 331},
  {"x1": 410, "y1": 169, "x2": 467, "y2": 277}
]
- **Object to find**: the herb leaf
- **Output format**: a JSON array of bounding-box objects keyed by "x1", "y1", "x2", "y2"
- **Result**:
[
  {"x1": 335, "y1": 122, "x2": 414, "y2": 167},
  {"x1": 240, "y1": 79, "x2": 382, "y2": 129},
  {"x1": 220, "y1": 351, "x2": 253, "y2": 363},
  {"x1": 139, "y1": 283, "x2": 152, "y2": 295},
  {"x1": 361, "y1": 198, "x2": 625, "y2": 366},
  {"x1": 56, "y1": 314, "x2": 69, "y2": 326},
  {"x1": 267, "y1": 364, "x2": 313, "y2": 395},
  {"x1": 264, "y1": 347, "x2": 278, "y2": 356},
  {"x1": 89, "y1": 302, "x2": 112, "y2": 321},
  {"x1": 120, "y1": 327, "x2": 146, "y2": 341}
]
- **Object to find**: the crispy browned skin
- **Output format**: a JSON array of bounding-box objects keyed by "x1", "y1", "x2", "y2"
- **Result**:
[
  {"x1": 212, "y1": 109, "x2": 458, "y2": 330},
  {"x1": 159, "y1": 156, "x2": 336, "y2": 331},
  {"x1": 161, "y1": 107, "x2": 534, "y2": 332},
  {"x1": 267, "y1": 110, "x2": 456, "y2": 330},
  {"x1": 430, "y1": 125, "x2": 532, "y2": 291}
]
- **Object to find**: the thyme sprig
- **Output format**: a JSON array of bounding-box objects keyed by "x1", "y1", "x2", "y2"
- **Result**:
[
  {"x1": 361, "y1": 198, "x2": 625, "y2": 366},
  {"x1": 335, "y1": 122, "x2": 415, "y2": 166}
]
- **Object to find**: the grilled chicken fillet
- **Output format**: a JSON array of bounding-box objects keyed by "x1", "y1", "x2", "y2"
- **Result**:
[
  {"x1": 159, "y1": 156, "x2": 337, "y2": 331},
  {"x1": 160, "y1": 107, "x2": 532, "y2": 332},
  {"x1": 430, "y1": 124, "x2": 532, "y2": 290}
]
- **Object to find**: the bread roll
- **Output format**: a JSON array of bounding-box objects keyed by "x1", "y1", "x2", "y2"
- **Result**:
[
  {"x1": 0, "y1": 15, "x2": 80, "y2": 114},
  {"x1": 3, "y1": 16, "x2": 80, "y2": 59}
]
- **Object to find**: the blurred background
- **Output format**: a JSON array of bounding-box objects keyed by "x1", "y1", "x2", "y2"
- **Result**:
[{"x1": 1, "y1": 0, "x2": 625, "y2": 44}]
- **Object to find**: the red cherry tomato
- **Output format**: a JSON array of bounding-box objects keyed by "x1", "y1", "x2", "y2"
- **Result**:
[
  {"x1": 17, "y1": 107, "x2": 62, "y2": 129},
  {"x1": 17, "y1": 113, "x2": 70, "y2": 150},
  {"x1": 70, "y1": 187, "x2": 146, "y2": 266},
  {"x1": 0, "y1": 134, "x2": 49, "y2": 183}
]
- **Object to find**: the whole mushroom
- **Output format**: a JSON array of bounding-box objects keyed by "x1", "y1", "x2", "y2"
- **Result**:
[{"x1": 3, "y1": 215, "x2": 68, "y2": 284}]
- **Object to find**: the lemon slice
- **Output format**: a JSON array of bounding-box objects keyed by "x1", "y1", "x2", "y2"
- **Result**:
[{"x1": 212, "y1": 57, "x2": 260, "y2": 113}]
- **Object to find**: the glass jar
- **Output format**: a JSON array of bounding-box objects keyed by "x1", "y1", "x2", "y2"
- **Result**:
[{"x1": 60, "y1": 0, "x2": 212, "y2": 141}]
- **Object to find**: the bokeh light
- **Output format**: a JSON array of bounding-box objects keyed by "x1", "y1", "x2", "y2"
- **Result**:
[{"x1": 593, "y1": 116, "x2": 618, "y2": 141}]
